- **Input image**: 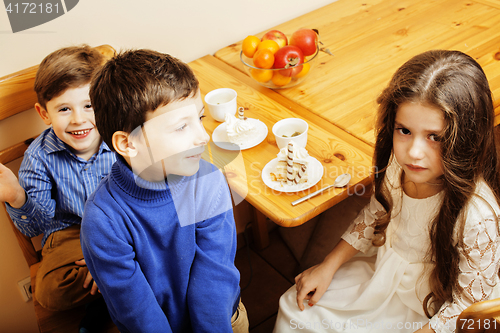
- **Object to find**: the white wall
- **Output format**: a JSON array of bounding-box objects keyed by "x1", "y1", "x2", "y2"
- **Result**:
[
  {"x1": 0, "y1": 0, "x2": 335, "y2": 76},
  {"x1": 0, "y1": 0, "x2": 335, "y2": 331}
]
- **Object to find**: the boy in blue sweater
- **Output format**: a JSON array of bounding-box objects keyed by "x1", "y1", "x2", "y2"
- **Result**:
[{"x1": 81, "y1": 49, "x2": 248, "y2": 333}]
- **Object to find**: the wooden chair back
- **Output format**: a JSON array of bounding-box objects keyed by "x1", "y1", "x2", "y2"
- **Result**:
[
  {"x1": 0, "y1": 58, "x2": 42, "y2": 266},
  {"x1": 457, "y1": 297, "x2": 500, "y2": 332}
]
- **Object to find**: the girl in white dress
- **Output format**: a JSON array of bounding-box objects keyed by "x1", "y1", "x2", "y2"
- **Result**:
[{"x1": 273, "y1": 50, "x2": 500, "y2": 333}]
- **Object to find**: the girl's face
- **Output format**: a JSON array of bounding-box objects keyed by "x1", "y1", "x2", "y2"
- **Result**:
[{"x1": 393, "y1": 102, "x2": 445, "y2": 197}]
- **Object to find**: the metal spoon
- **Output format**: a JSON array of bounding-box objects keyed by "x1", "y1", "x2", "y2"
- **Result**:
[{"x1": 291, "y1": 173, "x2": 352, "y2": 206}]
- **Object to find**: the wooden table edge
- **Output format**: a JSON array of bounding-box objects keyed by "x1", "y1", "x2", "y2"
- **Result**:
[{"x1": 193, "y1": 55, "x2": 376, "y2": 248}]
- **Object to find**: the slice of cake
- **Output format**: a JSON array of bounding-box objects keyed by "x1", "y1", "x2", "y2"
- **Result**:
[
  {"x1": 224, "y1": 108, "x2": 257, "y2": 146},
  {"x1": 270, "y1": 141, "x2": 309, "y2": 185}
]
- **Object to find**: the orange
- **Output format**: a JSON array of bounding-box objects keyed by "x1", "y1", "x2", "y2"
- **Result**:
[
  {"x1": 294, "y1": 62, "x2": 311, "y2": 78},
  {"x1": 271, "y1": 71, "x2": 292, "y2": 86},
  {"x1": 242, "y1": 35, "x2": 261, "y2": 58},
  {"x1": 253, "y1": 49, "x2": 274, "y2": 69},
  {"x1": 250, "y1": 68, "x2": 273, "y2": 83},
  {"x1": 256, "y1": 39, "x2": 280, "y2": 54}
]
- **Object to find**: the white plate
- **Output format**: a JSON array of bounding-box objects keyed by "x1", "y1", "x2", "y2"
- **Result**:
[
  {"x1": 212, "y1": 118, "x2": 268, "y2": 150},
  {"x1": 261, "y1": 157, "x2": 324, "y2": 193}
]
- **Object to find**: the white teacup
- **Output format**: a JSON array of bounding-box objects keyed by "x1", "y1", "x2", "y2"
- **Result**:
[
  {"x1": 204, "y1": 88, "x2": 237, "y2": 122},
  {"x1": 272, "y1": 118, "x2": 308, "y2": 150}
]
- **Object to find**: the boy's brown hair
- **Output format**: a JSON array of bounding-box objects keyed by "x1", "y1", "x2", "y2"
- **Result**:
[
  {"x1": 89, "y1": 49, "x2": 199, "y2": 151},
  {"x1": 34, "y1": 45, "x2": 105, "y2": 109}
]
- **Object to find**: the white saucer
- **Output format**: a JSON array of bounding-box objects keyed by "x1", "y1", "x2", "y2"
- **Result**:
[
  {"x1": 212, "y1": 118, "x2": 268, "y2": 150},
  {"x1": 262, "y1": 156, "x2": 324, "y2": 193}
]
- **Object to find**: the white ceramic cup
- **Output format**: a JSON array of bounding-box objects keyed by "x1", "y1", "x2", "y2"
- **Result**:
[
  {"x1": 272, "y1": 118, "x2": 308, "y2": 150},
  {"x1": 204, "y1": 88, "x2": 237, "y2": 122}
]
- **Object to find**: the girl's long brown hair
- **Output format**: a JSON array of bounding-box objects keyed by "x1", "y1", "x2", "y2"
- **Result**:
[{"x1": 373, "y1": 50, "x2": 500, "y2": 315}]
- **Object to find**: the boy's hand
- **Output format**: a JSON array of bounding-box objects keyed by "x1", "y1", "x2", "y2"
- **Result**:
[
  {"x1": 0, "y1": 163, "x2": 26, "y2": 208},
  {"x1": 75, "y1": 259, "x2": 100, "y2": 295}
]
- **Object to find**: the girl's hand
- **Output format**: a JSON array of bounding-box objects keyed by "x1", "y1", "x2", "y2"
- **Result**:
[
  {"x1": 294, "y1": 239, "x2": 359, "y2": 311},
  {"x1": 295, "y1": 262, "x2": 336, "y2": 311},
  {"x1": 0, "y1": 163, "x2": 26, "y2": 208},
  {"x1": 75, "y1": 259, "x2": 100, "y2": 295}
]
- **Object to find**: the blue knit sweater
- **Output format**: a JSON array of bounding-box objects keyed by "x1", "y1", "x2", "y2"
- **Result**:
[{"x1": 81, "y1": 157, "x2": 240, "y2": 333}]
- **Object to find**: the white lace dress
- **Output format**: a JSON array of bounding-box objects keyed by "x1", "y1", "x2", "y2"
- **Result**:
[{"x1": 274, "y1": 163, "x2": 500, "y2": 333}]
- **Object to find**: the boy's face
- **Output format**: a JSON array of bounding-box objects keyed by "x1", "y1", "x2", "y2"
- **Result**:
[
  {"x1": 127, "y1": 91, "x2": 210, "y2": 182},
  {"x1": 35, "y1": 83, "x2": 101, "y2": 160}
]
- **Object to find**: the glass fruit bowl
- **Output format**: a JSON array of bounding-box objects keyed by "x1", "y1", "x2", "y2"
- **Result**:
[{"x1": 240, "y1": 45, "x2": 319, "y2": 89}]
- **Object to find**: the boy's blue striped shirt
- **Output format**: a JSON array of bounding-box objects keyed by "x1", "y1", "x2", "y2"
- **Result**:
[{"x1": 5, "y1": 128, "x2": 116, "y2": 247}]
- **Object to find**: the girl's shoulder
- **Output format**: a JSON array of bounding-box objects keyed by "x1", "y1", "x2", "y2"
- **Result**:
[
  {"x1": 470, "y1": 180, "x2": 499, "y2": 214},
  {"x1": 462, "y1": 179, "x2": 500, "y2": 230}
]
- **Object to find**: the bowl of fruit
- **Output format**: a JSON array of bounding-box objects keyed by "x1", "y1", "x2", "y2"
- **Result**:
[{"x1": 240, "y1": 28, "x2": 319, "y2": 89}]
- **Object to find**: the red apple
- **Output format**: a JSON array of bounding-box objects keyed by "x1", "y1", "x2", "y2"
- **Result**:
[
  {"x1": 273, "y1": 45, "x2": 304, "y2": 77},
  {"x1": 262, "y1": 30, "x2": 288, "y2": 48},
  {"x1": 289, "y1": 28, "x2": 318, "y2": 56}
]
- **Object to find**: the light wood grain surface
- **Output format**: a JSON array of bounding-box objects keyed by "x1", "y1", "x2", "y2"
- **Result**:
[
  {"x1": 474, "y1": 0, "x2": 500, "y2": 9},
  {"x1": 214, "y1": 0, "x2": 500, "y2": 146},
  {"x1": 189, "y1": 55, "x2": 374, "y2": 227}
]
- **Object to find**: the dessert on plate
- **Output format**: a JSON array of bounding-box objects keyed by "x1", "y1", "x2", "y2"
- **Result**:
[
  {"x1": 224, "y1": 107, "x2": 257, "y2": 146},
  {"x1": 270, "y1": 141, "x2": 308, "y2": 185}
]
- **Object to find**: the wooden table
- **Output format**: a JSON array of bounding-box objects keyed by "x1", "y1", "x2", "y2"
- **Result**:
[
  {"x1": 214, "y1": 0, "x2": 500, "y2": 147},
  {"x1": 189, "y1": 55, "x2": 373, "y2": 248}
]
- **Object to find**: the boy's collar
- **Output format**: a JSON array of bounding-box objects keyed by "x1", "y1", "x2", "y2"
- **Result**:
[
  {"x1": 115, "y1": 156, "x2": 173, "y2": 192},
  {"x1": 114, "y1": 155, "x2": 189, "y2": 193},
  {"x1": 99, "y1": 141, "x2": 112, "y2": 153}
]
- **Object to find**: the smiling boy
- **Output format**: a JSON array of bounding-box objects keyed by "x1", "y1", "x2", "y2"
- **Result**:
[
  {"x1": 0, "y1": 46, "x2": 116, "y2": 329},
  {"x1": 80, "y1": 49, "x2": 248, "y2": 333},
  {"x1": 36, "y1": 84, "x2": 103, "y2": 161}
]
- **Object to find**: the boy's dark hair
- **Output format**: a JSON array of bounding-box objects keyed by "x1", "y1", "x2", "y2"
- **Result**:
[
  {"x1": 34, "y1": 45, "x2": 105, "y2": 109},
  {"x1": 89, "y1": 49, "x2": 199, "y2": 151}
]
